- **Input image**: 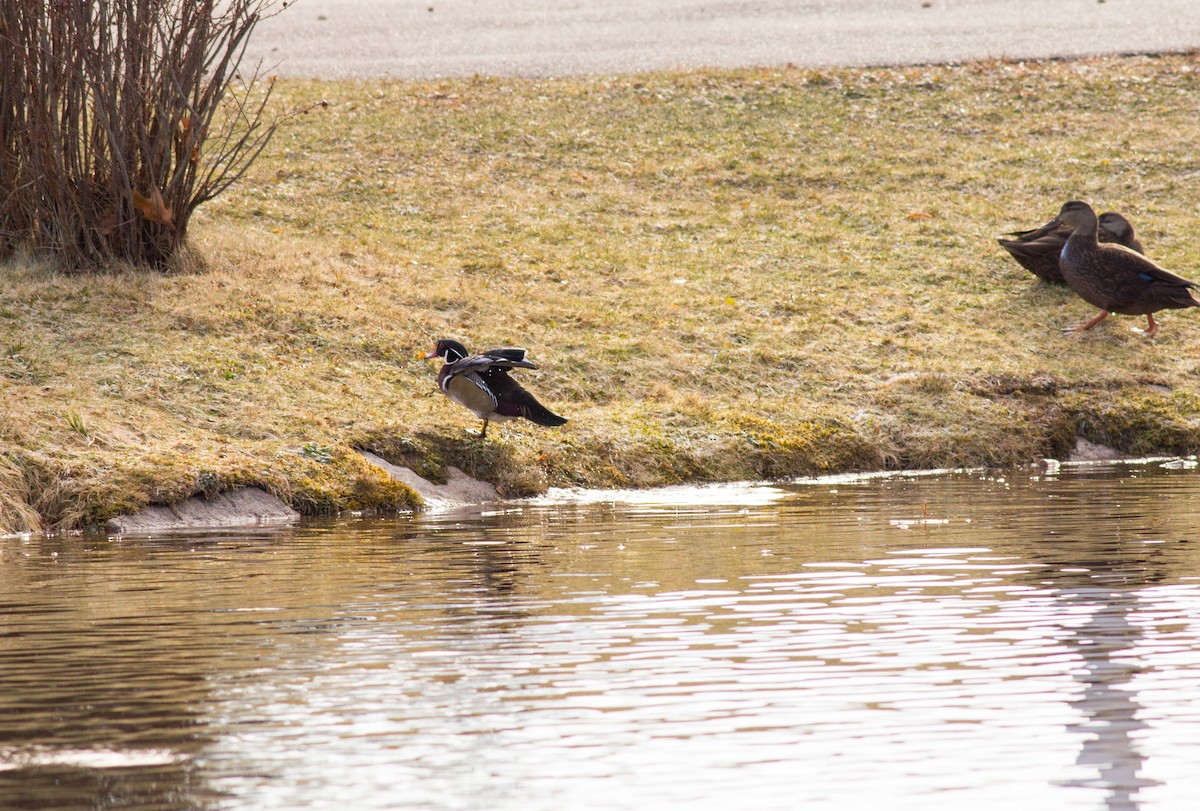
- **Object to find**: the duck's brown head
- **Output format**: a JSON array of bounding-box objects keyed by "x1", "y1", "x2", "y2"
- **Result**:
[
  {"x1": 1054, "y1": 200, "x2": 1098, "y2": 230},
  {"x1": 1097, "y1": 211, "x2": 1135, "y2": 243}
]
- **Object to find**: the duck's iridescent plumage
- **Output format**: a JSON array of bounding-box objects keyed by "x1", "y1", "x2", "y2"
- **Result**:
[{"x1": 424, "y1": 339, "x2": 567, "y2": 438}]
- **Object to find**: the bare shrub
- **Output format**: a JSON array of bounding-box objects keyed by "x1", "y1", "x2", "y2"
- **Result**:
[{"x1": 0, "y1": 0, "x2": 288, "y2": 270}]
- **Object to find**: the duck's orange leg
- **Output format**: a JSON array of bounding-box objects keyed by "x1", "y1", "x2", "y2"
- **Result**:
[
  {"x1": 1065, "y1": 310, "x2": 1110, "y2": 334},
  {"x1": 1145, "y1": 313, "x2": 1160, "y2": 337}
]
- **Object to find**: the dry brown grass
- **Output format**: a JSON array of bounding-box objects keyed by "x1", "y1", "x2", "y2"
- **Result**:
[{"x1": 5, "y1": 53, "x2": 1200, "y2": 532}]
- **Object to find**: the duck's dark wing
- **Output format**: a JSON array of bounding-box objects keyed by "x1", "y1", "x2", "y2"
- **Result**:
[
  {"x1": 998, "y1": 224, "x2": 1069, "y2": 282},
  {"x1": 446, "y1": 352, "x2": 537, "y2": 380},
  {"x1": 1092, "y1": 244, "x2": 1200, "y2": 314},
  {"x1": 1003, "y1": 219, "x2": 1069, "y2": 241},
  {"x1": 998, "y1": 231, "x2": 1067, "y2": 260},
  {"x1": 480, "y1": 347, "x2": 535, "y2": 367},
  {"x1": 482, "y1": 367, "x2": 567, "y2": 427},
  {"x1": 1140, "y1": 264, "x2": 1199, "y2": 289},
  {"x1": 1104, "y1": 244, "x2": 1199, "y2": 289}
]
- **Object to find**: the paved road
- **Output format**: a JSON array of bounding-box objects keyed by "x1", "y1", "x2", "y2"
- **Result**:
[{"x1": 244, "y1": 0, "x2": 1200, "y2": 79}]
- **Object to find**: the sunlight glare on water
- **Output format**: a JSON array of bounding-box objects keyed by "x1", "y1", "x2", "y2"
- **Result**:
[{"x1": 3, "y1": 461, "x2": 1200, "y2": 809}]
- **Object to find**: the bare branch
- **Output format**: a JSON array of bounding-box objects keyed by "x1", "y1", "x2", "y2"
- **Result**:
[{"x1": 0, "y1": 0, "x2": 292, "y2": 269}]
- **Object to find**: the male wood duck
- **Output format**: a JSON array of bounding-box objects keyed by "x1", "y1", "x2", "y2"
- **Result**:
[
  {"x1": 424, "y1": 339, "x2": 567, "y2": 438},
  {"x1": 1051, "y1": 200, "x2": 1199, "y2": 336},
  {"x1": 998, "y1": 210, "x2": 1144, "y2": 284}
]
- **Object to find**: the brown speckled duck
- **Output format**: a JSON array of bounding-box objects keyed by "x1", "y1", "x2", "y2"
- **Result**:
[
  {"x1": 998, "y1": 210, "x2": 1144, "y2": 284},
  {"x1": 1052, "y1": 200, "x2": 1199, "y2": 336},
  {"x1": 424, "y1": 339, "x2": 567, "y2": 438}
]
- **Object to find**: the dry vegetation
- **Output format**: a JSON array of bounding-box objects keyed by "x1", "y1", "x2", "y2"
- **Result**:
[
  {"x1": 0, "y1": 0, "x2": 280, "y2": 268},
  {"x1": 5, "y1": 53, "x2": 1200, "y2": 533}
]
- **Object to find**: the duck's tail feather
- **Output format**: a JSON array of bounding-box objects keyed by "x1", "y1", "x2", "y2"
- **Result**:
[
  {"x1": 523, "y1": 402, "x2": 568, "y2": 427},
  {"x1": 497, "y1": 384, "x2": 567, "y2": 427}
]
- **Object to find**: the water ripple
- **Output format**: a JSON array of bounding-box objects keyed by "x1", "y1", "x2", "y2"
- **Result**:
[{"x1": 3, "y1": 461, "x2": 1200, "y2": 809}]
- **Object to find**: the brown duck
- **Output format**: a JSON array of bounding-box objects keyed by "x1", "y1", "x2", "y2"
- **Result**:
[
  {"x1": 1052, "y1": 201, "x2": 1199, "y2": 336},
  {"x1": 998, "y1": 210, "x2": 1144, "y2": 284},
  {"x1": 424, "y1": 339, "x2": 567, "y2": 438}
]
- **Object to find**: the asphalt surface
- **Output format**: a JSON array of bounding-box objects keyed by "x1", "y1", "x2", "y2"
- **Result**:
[{"x1": 243, "y1": 0, "x2": 1200, "y2": 79}]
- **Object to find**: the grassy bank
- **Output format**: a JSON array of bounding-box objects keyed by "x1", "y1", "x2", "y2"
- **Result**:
[{"x1": 5, "y1": 53, "x2": 1200, "y2": 533}]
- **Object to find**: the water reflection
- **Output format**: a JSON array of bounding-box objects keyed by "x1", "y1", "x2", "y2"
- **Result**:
[
  {"x1": 1014, "y1": 469, "x2": 1196, "y2": 811},
  {"x1": 1060, "y1": 587, "x2": 1150, "y2": 811},
  {"x1": 2, "y1": 461, "x2": 1200, "y2": 809},
  {"x1": 0, "y1": 534, "x2": 239, "y2": 810}
]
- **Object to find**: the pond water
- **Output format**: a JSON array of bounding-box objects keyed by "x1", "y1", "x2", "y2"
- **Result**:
[{"x1": 3, "y1": 460, "x2": 1200, "y2": 810}]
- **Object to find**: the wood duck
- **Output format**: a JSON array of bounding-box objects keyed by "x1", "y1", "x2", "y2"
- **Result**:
[
  {"x1": 998, "y1": 210, "x2": 1144, "y2": 284},
  {"x1": 1051, "y1": 200, "x2": 1199, "y2": 336},
  {"x1": 424, "y1": 339, "x2": 568, "y2": 438}
]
